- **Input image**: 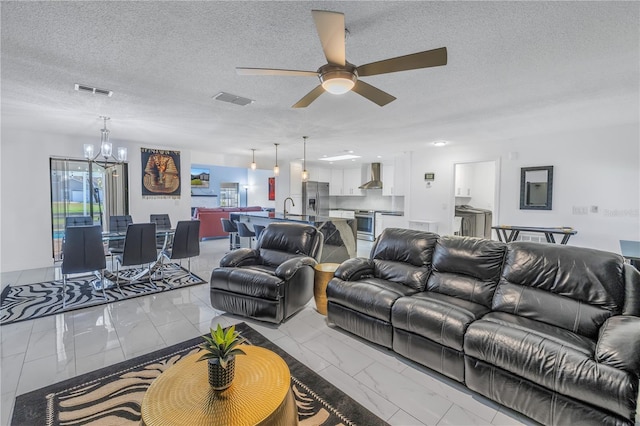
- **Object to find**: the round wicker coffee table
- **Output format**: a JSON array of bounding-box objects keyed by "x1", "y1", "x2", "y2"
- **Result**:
[
  {"x1": 313, "y1": 263, "x2": 341, "y2": 315},
  {"x1": 141, "y1": 345, "x2": 298, "y2": 426}
]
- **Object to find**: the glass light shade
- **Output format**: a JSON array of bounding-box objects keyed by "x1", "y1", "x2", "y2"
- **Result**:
[
  {"x1": 84, "y1": 144, "x2": 95, "y2": 159},
  {"x1": 273, "y1": 165, "x2": 280, "y2": 176},
  {"x1": 250, "y1": 161, "x2": 257, "y2": 170},
  {"x1": 117, "y1": 147, "x2": 128, "y2": 162},
  {"x1": 322, "y1": 77, "x2": 355, "y2": 95},
  {"x1": 100, "y1": 141, "x2": 113, "y2": 158},
  {"x1": 302, "y1": 169, "x2": 309, "y2": 181}
]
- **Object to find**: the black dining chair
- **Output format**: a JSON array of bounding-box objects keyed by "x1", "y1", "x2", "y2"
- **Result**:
[
  {"x1": 150, "y1": 214, "x2": 172, "y2": 249},
  {"x1": 236, "y1": 221, "x2": 256, "y2": 248},
  {"x1": 220, "y1": 218, "x2": 239, "y2": 250},
  {"x1": 160, "y1": 220, "x2": 201, "y2": 284},
  {"x1": 62, "y1": 215, "x2": 97, "y2": 255},
  {"x1": 114, "y1": 223, "x2": 158, "y2": 293},
  {"x1": 61, "y1": 225, "x2": 107, "y2": 308},
  {"x1": 108, "y1": 215, "x2": 133, "y2": 265},
  {"x1": 65, "y1": 216, "x2": 94, "y2": 228}
]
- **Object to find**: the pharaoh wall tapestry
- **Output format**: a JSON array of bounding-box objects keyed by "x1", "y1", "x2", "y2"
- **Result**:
[{"x1": 141, "y1": 148, "x2": 181, "y2": 198}]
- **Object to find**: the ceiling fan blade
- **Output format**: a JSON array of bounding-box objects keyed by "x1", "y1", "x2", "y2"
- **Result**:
[
  {"x1": 292, "y1": 85, "x2": 325, "y2": 108},
  {"x1": 351, "y1": 80, "x2": 396, "y2": 107},
  {"x1": 311, "y1": 10, "x2": 346, "y2": 66},
  {"x1": 236, "y1": 67, "x2": 317, "y2": 77},
  {"x1": 356, "y1": 47, "x2": 447, "y2": 77}
]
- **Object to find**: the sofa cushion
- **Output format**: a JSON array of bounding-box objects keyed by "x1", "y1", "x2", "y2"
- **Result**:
[
  {"x1": 371, "y1": 228, "x2": 439, "y2": 291},
  {"x1": 327, "y1": 277, "x2": 418, "y2": 322},
  {"x1": 427, "y1": 236, "x2": 506, "y2": 307},
  {"x1": 464, "y1": 312, "x2": 637, "y2": 417},
  {"x1": 392, "y1": 292, "x2": 490, "y2": 351},
  {"x1": 494, "y1": 242, "x2": 626, "y2": 338},
  {"x1": 258, "y1": 223, "x2": 319, "y2": 266},
  {"x1": 210, "y1": 267, "x2": 283, "y2": 300}
]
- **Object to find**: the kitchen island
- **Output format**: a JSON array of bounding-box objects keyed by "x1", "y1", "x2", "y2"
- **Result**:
[{"x1": 232, "y1": 211, "x2": 357, "y2": 263}]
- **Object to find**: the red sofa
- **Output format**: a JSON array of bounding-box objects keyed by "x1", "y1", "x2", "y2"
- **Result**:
[{"x1": 194, "y1": 206, "x2": 263, "y2": 240}]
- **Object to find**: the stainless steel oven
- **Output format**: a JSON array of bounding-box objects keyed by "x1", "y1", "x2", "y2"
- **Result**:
[{"x1": 355, "y1": 210, "x2": 375, "y2": 241}]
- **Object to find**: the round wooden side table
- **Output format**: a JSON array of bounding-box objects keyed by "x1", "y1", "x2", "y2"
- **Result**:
[
  {"x1": 141, "y1": 345, "x2": 298, "y2": 426},
  {"x1": 313, "y1": 262, "x2": 341, "y2": 315}
]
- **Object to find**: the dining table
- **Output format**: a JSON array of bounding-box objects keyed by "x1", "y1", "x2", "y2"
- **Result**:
[{"x1": 99, "y1": 228, "x2": 175, "y2": 287}]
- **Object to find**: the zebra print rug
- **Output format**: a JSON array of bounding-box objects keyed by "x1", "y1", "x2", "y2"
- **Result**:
[
  {"x1": 0, "y1": 263, "x2": 206, "y2": 325},
  {"x1": 12, "y1": 322, "x2": 388, "y2": 426}
]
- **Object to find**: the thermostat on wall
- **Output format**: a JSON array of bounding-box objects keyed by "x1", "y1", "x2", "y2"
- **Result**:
[{"x1": 424, "y1": 173, "x2": 435, "y2": 181}]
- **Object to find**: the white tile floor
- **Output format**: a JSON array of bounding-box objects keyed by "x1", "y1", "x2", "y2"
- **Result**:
[{"x1": 0, "y1": 238, "x2": 534, "y2": 426}]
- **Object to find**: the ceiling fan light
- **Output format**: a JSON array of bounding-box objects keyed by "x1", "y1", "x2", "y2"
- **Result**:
[
  {"x1": 319, "y1": 68, "x2": 357, "y2": 95},
  {"x1": 322, "y1": 77, "x2": 355, "y2": 94}
]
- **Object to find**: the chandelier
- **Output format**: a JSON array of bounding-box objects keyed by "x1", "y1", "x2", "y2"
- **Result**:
[{"x1": 83, "y1": 116, "x2": 127, "y2": 167}]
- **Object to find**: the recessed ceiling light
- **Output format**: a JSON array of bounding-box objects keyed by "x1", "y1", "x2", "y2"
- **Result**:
[
  {"x1": 377, "y1": 155, "x2": 382, "y2": 158},
  {"x1": 433, "y1": 140, "x2": 448, "y2": 147},
  {"x1": 318, "y1": 154, "x2": 361, "y2": 162}
]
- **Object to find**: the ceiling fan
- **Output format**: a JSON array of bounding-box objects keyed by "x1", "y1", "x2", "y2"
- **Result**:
[{"x1": 236, "y1": 10, "x2": 447, "y2": 108}]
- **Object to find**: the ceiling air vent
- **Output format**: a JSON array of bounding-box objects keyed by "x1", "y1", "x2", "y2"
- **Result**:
[
  {"x1": 213, "y1": 92, "x2": 254, "y2": 106},
  {"x1": 74, "y1": 84, "x2": 113, "y2": 97}
]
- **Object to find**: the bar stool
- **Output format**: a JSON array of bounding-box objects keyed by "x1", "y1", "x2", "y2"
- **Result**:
[
  {"x1": 236, "y1": 222, "x2": 256, "y2": 248},
  {"x1": 220, "y1": 218, "x2": 239, "y2": 250},
  {"x1": 253, "y1": 224, "x2": 265, "y2": 240}
]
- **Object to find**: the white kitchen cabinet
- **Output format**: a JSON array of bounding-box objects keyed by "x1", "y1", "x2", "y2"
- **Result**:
[
  {"x1": 329, "y1": 169, "x2": 344, "y2": 196},
  {"x1": 455, "y1": 164, "x2": 472, "y2": 197},
  {"x1": 382, "y1": 165, "x2": 394, "y2": 196},
  {"x1": 382, "y1": 158, "x2": 406, "y2": 196},
  {"x1": 342, "y1": 167, "x2": 364, "y2": 196},
  {"x1": 315, "y1": 167, "x2": 331, "y2": 183}
]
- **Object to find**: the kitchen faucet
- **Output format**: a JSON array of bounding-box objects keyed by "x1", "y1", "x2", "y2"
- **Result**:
[{"x1": 283, "y1": 197, "x2": 295, "y2": 216}]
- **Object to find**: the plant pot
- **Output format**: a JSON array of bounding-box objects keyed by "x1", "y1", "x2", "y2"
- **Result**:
[{"x1": 207, "y1": 357, "x2": 235, "y2": 391}]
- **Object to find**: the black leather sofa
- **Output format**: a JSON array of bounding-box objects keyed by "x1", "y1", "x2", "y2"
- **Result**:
[
  {"x1": 326, "y1": 228, "x2": 640, "y2": 426},
  {"x1": 210, "y1": 222, "x2": 324, "y2": 324}
]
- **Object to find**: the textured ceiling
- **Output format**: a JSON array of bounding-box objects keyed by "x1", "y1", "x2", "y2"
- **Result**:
[{"x1": 1, "y1": 1, "x2": 638, "y2": 166}]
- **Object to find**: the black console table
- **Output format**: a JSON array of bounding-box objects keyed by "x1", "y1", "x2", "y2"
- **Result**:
[{"x1": 492, "y1": 225, "x2": 577, "y2": 245}]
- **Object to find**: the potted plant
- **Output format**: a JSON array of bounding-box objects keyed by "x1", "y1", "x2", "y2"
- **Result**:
[{"x1": 198, "y1": 324, "x2": 247, "y2": 391}]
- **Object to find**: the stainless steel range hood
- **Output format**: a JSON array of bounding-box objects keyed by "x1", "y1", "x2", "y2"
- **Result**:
[{"x1": 359, "y1": 163, "x2": 383, "y2": 189}]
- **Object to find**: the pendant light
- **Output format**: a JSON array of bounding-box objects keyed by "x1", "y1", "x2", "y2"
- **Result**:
[
  {"x1": 301, "y1": 136, "x2": 309, "y2": 182},
  {"x1": 273, "y1": 143, "x2": 280, "y2": 176},
  {"x1": 250, "y1": 149, "x2": 257, "y2": 170}
]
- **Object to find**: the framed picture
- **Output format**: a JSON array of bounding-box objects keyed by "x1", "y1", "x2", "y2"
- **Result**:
[
  {"x1": 191, "y1": 168, "x2": 210, "y2": 188},
  {"x1": 141, "y1": 148, "x2": 181, "y2": 198},
  {"x1": 268, "y1": 177, "x2": 275, "y2": 201}
]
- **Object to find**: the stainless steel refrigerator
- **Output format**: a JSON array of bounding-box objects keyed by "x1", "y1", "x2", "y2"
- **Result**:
[{"x1": 302, "y1": 181, "x2": 330, "y2": 216}]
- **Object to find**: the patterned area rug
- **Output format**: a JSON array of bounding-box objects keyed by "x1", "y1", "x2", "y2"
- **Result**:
[
  {"x1": 0, "y1": 263, "x2": 206, "y2": 325},
  {"x1": 11, "y1": 322, "x2": 388, "y2": 426}
]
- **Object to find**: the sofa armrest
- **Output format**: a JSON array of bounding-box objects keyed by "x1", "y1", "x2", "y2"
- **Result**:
[
  {"x1": 334, "y1": 257, "x2": 374, "y2": 281},
  {"x1": 596, "y1": 316, "x2": 640, "y2": 374},
  {"x1": 220, "y1": 249, "x2": 259, "y2": 267},
  {"x1": 275, "y1": 257, "x2": 316, "y2": 281}
]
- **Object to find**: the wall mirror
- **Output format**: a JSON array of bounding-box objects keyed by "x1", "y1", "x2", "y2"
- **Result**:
[{"x1": 520, "y1": 166, "x2": 553, "y2": 210}]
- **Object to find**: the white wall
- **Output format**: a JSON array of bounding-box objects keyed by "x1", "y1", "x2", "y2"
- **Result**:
[
  {"x1": 247, "y1": 169, "x2": 275, "y2": 208},
  {"x1": 408, "y1": 123, "x2": 639, "y2": 253}
]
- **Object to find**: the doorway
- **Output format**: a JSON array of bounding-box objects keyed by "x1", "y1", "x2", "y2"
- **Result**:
[
  {"x1": 453, "y1": 160, "x2": 499, "y2": 238},
  {"x1": 50, "y1": 158, "x2": 129, "y2": 260}
]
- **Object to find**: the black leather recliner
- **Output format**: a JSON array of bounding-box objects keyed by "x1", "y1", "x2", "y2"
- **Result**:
[
  {"x1": 327, "y1": 228, "x2": 439, "y2": 348},
  {"x1": 210, "y1": 222, "x2": 324, "y2": 324}
]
